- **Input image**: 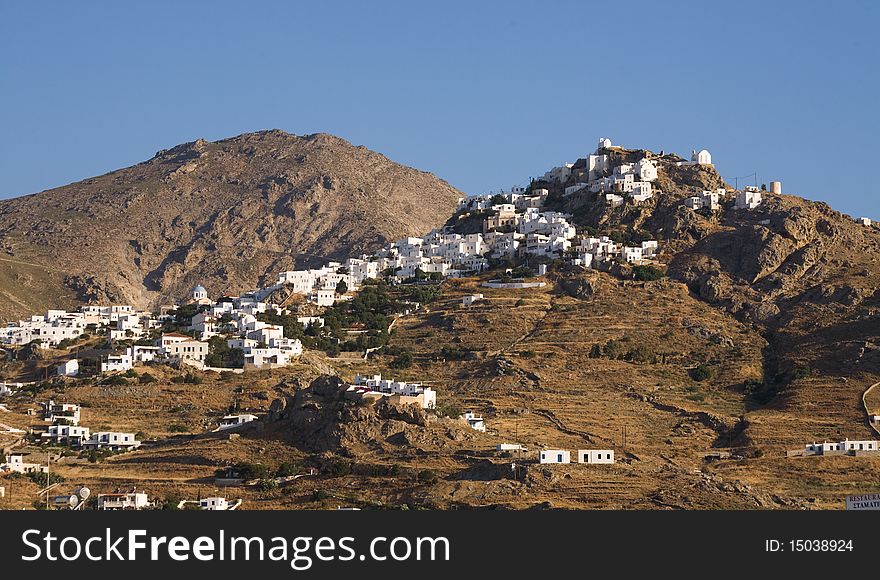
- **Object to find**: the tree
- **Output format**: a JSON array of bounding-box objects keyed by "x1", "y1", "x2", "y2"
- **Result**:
[
  {"x1": 205, "y1": 336, "x2": 245, "y2": 368},
  {"x1": 633, "y1": 265, "x2": 664, "y2": 281},
  {"x1": 603, "y1": 339, "x2": 624, "y2": 359},
  {"x1": 336, "y1": 279, "x2": 348, "y2": 295},
  {"x1": 490, "y1": 193, "x2": 507, "y2": 205},
  {"x1": 390, "y1": 351, "x2": 413, "y2": 369},
  {"x1": 690, "y1": 364, "x2": 712, "y2": 382}
]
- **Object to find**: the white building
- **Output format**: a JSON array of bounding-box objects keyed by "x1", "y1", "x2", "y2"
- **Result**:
[
  {"x1": 635, "y1": 158, "x2": 658, "y2": 181},
  {"x1": 41, "y1": 424, "x2": 91, "y2": 446},
  {"x1": 199, "y1": 497, "x2": 237, "y2": 510},
  {"x1": 127, "y1": 345, "x2": 160, "y2": 363},
  {"x1": 84, "y1": 431, "x2": 141, "y2": 452},
  {"x1": 161, "y1": 339, "x2": 209, "y2": 364},
  {"x1": 462, "y1": 294, "x2": 484, "y2": 307},
  {"x1": 685, "y1": 189, "x2": 724, "y2": 211},
  {"x1": 463, "y1": 411, "x2": 485, "y2": 432},
  {"x1": 56, "y1": 359, "x2": 80, "y2": 377},
  {"x1": 190, "y1": 284, "x2": 210, "y2": 305},
  {"x1": 691, "y1": 149, "x2": 712, "y2": 165},
  {"x1": 803, "y1": 439, "x2": 879, "y2": 455},
  {"x1": 0, "y1": 453, "x2": 47, "y2": 474},
  {"x1": 218, "y1": 414, "x2": 259, "y2": 430},
  {"x1": 497, "y1": 443, "x2": 526, "y2": 451},
  {"x1": 98, "y1": 492, "x2": 151, "y2": 510},
  {"x1": 101, "y1": 353, "x2": 133, "y2": 373},
  {"x1": 857, "y1": 217, "x2": 872, "y2": 226},
  {"x1": 539, "y1": 450, "x2": 571, "y2": 464},
  {"x1": 243, "y1": 347, "x2": 293, "y2": 369},
  {"x1": 564, "y1": 183, "x2": 589, "y2": 196},
  {"x1": 43, "y1": 401, "x2": 81, "y2": 426},
  {"x1": 348, "y1": 374, "x2": 437, "y2": 409},
  {"x1": 735, "y1": 188, "x2": 762, "y2": 210},
  {"x1": 311, "y1": 289, "x2": 336, "y2": 307},
  {"x1": 577, "y1": 449, "x2": 615, "y2": 464}
]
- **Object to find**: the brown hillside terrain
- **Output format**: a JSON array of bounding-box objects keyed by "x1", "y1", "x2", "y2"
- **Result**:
[
  {"x1": 2, "y1": 143, "x2": 879, "y2": 511},
  {"x1": 0, "y1": 130, "x2": 462, "y2": 320}
]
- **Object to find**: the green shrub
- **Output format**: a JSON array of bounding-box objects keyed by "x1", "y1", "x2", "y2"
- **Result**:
[
  {"x1": 633, "y1": 265, "x2": 664, "y2": 281},
  {"x1": 257, "y1": 478, "x2": 278, "y2": 493},
  {"x1": 690, "y1": 364, "x2": 712, "y2": 382},
  {"x1": 390, "y1": 351, "x2": 413, "y2": 369},
  {"x1": 275, "y1": 462, "x2": 298, "y2": 477},
  {"x1": 417, "y1": 469, "x2": 438, "y2": 484}
]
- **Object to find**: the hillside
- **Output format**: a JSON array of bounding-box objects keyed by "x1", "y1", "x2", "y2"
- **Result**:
[
  {"x1": 2, "y1": 140, "x2": 879, "y2": 511},
  {"x1": 0, "y1": 130, "x2": 463, "y2": 320}
]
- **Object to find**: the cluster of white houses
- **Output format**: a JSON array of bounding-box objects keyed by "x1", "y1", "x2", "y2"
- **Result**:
[
  {"x1": 36, "y1": 400, "x2": 141, "y2": 452},
  {"x1": 346, "y1": 374, "x2": 437, "y2": 409},
  {"x1": 1, "y1": 287, "x2": 305, "y2": 374},
  {"x1": 0, "y1": 138, "x2": 782, "y2": 385}
]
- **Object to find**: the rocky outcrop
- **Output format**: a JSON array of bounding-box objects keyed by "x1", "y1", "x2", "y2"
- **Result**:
[{"x1": 280, "y1": 375, "x2": 476, "y2": 456}]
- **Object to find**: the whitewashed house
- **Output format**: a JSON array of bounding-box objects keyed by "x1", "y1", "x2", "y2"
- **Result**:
[
  {"x1": 101, "y1": 353, "x2": 133, "y2": 373},
  {"x1": 605, "y1": 193, "x2": 624, "y2": 207},
  {"x1": 630, "y1": 181, "x2": 653, "y2": 202},
  {"x1": 311, "y1": 289, "x2": 336, "y2": 307},
  {"x1": 463, "y1": 411, "x2": 486, "y2": 432},
  {"x1": 57, "y1": 359, "x2": 79, "y2": 377},
  {"x1": 127, "y1": 345, "x2": 160, "y2": 363},
  {"x1": 218, "y1": 414, "x2": 259, "y2": 430},
  {"x1": 43, "y1": 401, "x2": 81, "y2": 426},
  {"x1": 199, "y1": 497, "x2": 239, "y2": 510},
  {"x1": 803, "y1": 439, "x2": 879, "y2": 456},
  {"x1": 98, "y1": 492, "x2": 151, "y2": 510},
  {"x1": 84, "y1": 431, "x2": 141, "y2": 452},
  {"x1": 462, "y1": 294, "x2": 484, "y2": 307},
  {"x1": 857, "y1": 217, "x2": 872, "y2": 226},
  {"x1": 542, "y1": 164, "x2": 574, "y2": 183},
  {"x1": 161, "y1": 340, "x2": 209, "y2": 364},
  {"x1": 735, "y1": 188, "x2": 762, "y2": 209},
  {"x1": 635, "y1": 158, "x2": 658, "y2": 181},
  {"x1": 0, "y1": 453, "x2": 47, "y2": 474},
  {"x1": 539, "y1": 450, "x2": 571, "y2": 464},
  {"x1": 577, "y1": 449, "x2": 615, "y2": 464},
  {"x1": 41, "y1": 424, "x2": 91, "y2": 446},
  {"x1": 564, "y1": 183, "x2": 589, "y2": 196}
]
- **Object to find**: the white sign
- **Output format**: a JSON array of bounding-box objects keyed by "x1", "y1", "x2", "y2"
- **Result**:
[{"x1": 846, "y1": 494, "x2": 880, "y2": 510}]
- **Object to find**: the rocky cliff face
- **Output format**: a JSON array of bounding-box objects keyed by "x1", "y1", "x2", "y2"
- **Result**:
[
  {"x1": 0, "y1": 130, "x2": 463, "y2": 319},
  {"x1": 266, "y1": 376, "x2": 478, "y2": 456}
]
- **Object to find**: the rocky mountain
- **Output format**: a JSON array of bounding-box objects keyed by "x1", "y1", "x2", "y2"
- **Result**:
[
  {"x1": 0, "y1": 130, "x2": 463, "y2": 320},
  {"x1": 543, "y1": 146, "x2": 880, "y2": 402}
]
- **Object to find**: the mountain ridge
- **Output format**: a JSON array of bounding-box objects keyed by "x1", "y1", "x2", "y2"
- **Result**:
[{"x1": 0, "y1": 130, "x2": 464, "y2": 320}]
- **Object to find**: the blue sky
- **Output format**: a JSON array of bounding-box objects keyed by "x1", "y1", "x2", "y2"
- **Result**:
[{"x1": 1, "y1": 0, "x2": 877, "y2": 217}]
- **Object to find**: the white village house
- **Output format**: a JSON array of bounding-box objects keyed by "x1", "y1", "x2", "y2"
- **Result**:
[
  {"x1": 218, "y1": 414, "x2": 259, "y2": 430},
  {"x1": 97, "y1": 491, "x2": 151, "y2": 510},
  {"x1": 539, "y1": 450, "x2": 571, "y2": 464}
]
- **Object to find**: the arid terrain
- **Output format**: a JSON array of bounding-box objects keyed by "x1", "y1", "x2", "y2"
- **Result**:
[
  {"x1": 2, "y1": 141, "x2": 880, "y2": 510},
  {"x1": 0, "y1": 130, "x2": 462, "y2": 320}
]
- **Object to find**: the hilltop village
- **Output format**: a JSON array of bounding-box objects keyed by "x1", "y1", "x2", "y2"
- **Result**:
[{"x1": 1, "y1": 138, "x2": 878, "y2": 510}]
